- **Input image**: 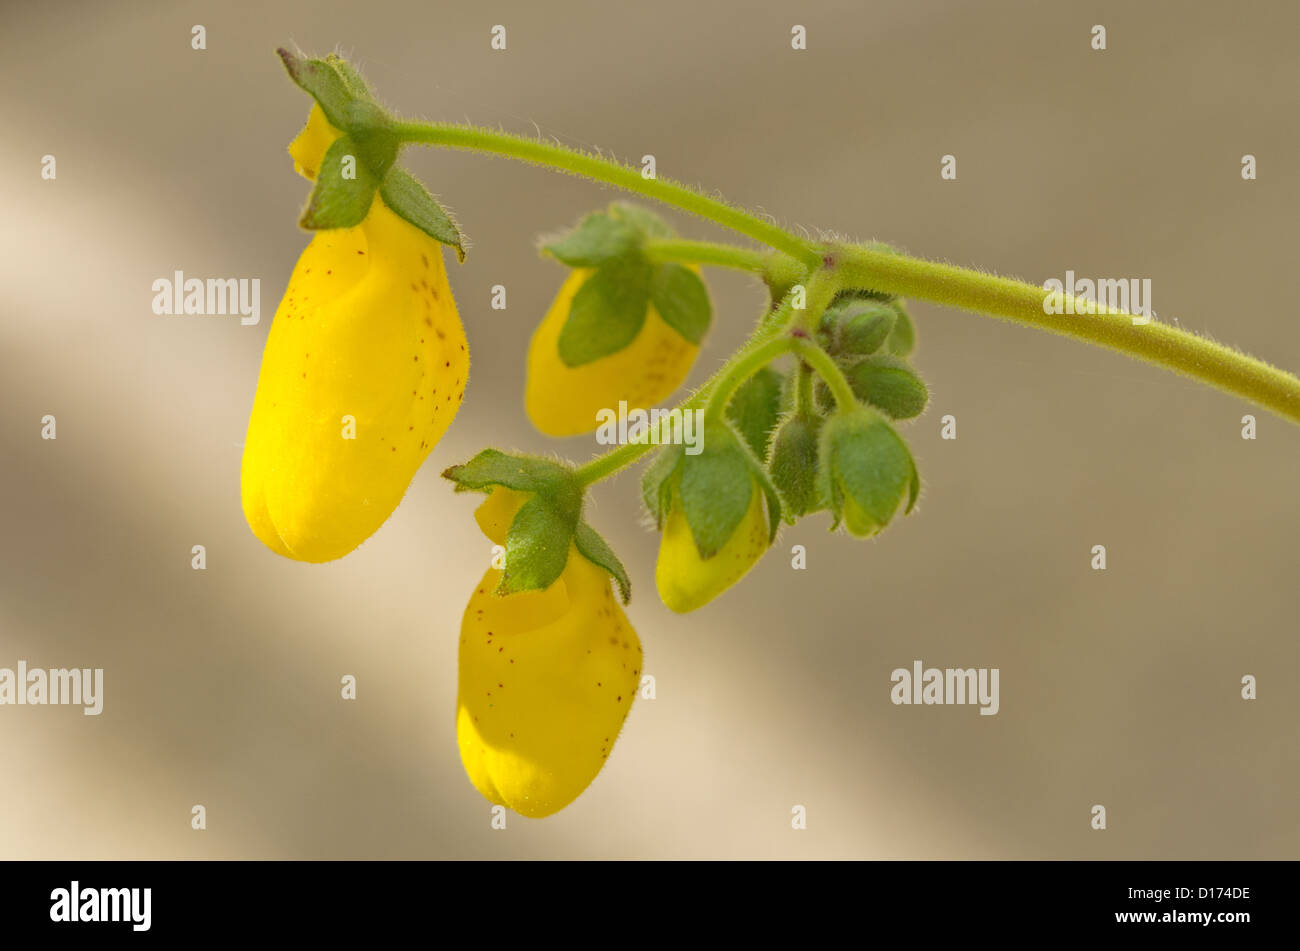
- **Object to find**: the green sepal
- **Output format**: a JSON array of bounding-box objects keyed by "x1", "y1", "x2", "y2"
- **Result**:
[
  {"x1": 608, "y1": 202, "x2": 674, "y2": 240},
  {"x1": 442, "y1": 448, "x2": 572, "y2": 494},
  {"x1": 768, "y1": 412, "x2": 824, "y2": 521},
  {"x1": 906, "y1": 452, "x2": 921, "y2": 515},
  {"x1": 650, "y1": 262, "x2": 711, "y2": 345},
  {"x1": 833, "y1": 301, "x2": 896, "y2": 356},
  {"x1": 498, "y1": 487, "x2": 582, "y2": 595},
  {"x1": 380, "y1": 168, "x2": 465, "y2": 260},
  {"x1": 280, "y1": 47, "x2": 465, "y2": 253},
  {"x1": 543, "y1": 211, "x2": 638, "y2": 267},
  {"x1": 817, "y1": 408, "x2": 917, "y2": 537},
  {"x1": 299, "y1": 135, "x2": 380, "y2": 229},
  {"x1": 557, "y1": 256, "x2": 653, "y2": 367},
  {"x1": 573, "y1": 521, "x2": 632, "y2": 604},
  {"x1": 844, "y1": 354, "x2": 929, "y2": 419},
  {"x1": 678, "y1": 423, "x2": 755, "y2": 559},
  {"x1": 279, "y1": 50, "x2": 398, "y2": 181},
  {"x1": 326, "y1": 55, "x2": 380, "y2": 102},
  {"x1": 725, "y1": 366, "x2": 785, "y2": 460},
  {"x1": 277, "y1": 48, "x2": 367, "y2": 131},
  {"x1": 887, "y1": 299, "x2": 917, "y2": 356},
  {"x1": 641, "y1": 444, "x2": 685, "y2": 528},
  {"x1": 344, "y1": 103, "x2": 399, "y2": 182},
  {"x1": 744, "y1": 441, "x2": 784, "y2": 544}
]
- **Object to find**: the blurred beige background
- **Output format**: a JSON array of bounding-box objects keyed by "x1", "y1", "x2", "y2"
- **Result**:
[{"x1": 2, "y1": 0, "x2": 1297, "y2": 859}]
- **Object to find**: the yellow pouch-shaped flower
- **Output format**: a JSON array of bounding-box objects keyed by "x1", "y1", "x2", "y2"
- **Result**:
[
  {"x1": 457, "y1": 488, "x2": 641, "y2": 818},
  {"x1": 241, "y1": 107, "x2": 469, "y2": 562},
  {"x1": 525, "y1": 268, "x2": 704, "y2": 436}
]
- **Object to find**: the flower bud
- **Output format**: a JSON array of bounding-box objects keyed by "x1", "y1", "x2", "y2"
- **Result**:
[
  {"x1": 832, "y1": 300, "x2": 896, "y2": 356},
  {"x1": 817, "y1": 408, "x2": 919, "y2": 537},
  {"x1": 767, "y1": 413, "x2": 823, "y2": 519},
  {"x1": 649, "y1": 423, "x2": 779, "y2": 612},
  {"x1": 844, "y1": 354, "x2": 929, "y2": 420}
]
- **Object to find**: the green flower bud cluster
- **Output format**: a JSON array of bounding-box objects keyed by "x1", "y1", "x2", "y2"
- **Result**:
[
  {"x1": 723, "y1": 290, "x2": 926, "y2": 538},
  {"x1": 815, "y1": 295, "x2": 928, "y2": 420}
]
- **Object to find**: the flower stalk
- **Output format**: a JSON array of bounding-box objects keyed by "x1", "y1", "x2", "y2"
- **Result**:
[{"x1": 392, "y1": 118, "x2": 1300, "y2": 431}]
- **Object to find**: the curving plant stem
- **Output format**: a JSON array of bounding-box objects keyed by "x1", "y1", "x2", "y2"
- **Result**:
[
  {"x1": 392, "y1": 121, "x2": 821, "y2": 266},
  {"x1": 394, "y1": 119, "x2": 1300, "y2": 431},
  {"x1": 832, "y1": 246, "x2": 1300, "y2": 426}
]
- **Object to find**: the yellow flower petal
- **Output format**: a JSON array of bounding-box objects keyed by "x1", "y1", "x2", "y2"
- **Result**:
[
  {"x1": 240, "y1": 196, "x2": 468, "y2": 562},
  {"x1": 655, "y1": 476, "x2": 769, "y2": 613},
  {"x1": 287, "y1": 104, "x2": 340, "y2": 182},
  {"x1": 525, "y1": 269, "x2": 700, "y2": 436},
  {"x1": 457, "y1": 489, "x2": 641, "y2": 818}
]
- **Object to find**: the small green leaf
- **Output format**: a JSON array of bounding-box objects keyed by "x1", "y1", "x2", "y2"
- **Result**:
[
  {"x1": 277, "y1": 48, "x2": 356, "y2": 130},
  {"x1": 573, "y1": 521, "x2": 631, "y2": 603},
  {"x1": 679, "y1": 424, "x2": 753, "y2": 559},
  {"x1": 544, "y1": 212, "x2": 638, "y2": 267},
  {"x1": 608, "y1": 202, "x2": 674, "y2": 239},
  {"x1": 641, "y1": 445, "x2": 685, "y2": 527},
  {"x1": 299, "y1": 135, "x2": 379, "y2": 229},
  {"x1": 556, "y1": 257, "x2": 652, "y2": 367},
  {"x1": 726, "y1": 366, "x2": 784, "y2": 460},
  {"x1": 381, "y1": 168, "x2": 464, "y2": 260},
  {"x1": 498, "y1": 493, "x2": 580, "y2": 595},
  {"x1": 651, "y1": 263, "x2": 711, "y2": 345},
  {"x1": 845, "y1": 354, "x2": 929, "y2": 419},
  {"x1": 442, "y1": 448, "x2": 571, "y2": 494},
  {"x1": 887, "y1": 299, "x2": 917, "y2": 356}
]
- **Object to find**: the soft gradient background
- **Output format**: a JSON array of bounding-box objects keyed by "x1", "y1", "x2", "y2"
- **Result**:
[{"x1": 2, "y1": 0, "x2": 1297, "y2": 859}]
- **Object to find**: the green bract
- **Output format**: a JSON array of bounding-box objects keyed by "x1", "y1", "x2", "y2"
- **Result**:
[
  {"x1": 725, "y1": 366, "x2": 785, "y2": 460},
  {"x1": 298, "y1": 135, "x2": 381, "y2": 228},
  {"x1": 442, "y1": 450, "x2": 629, "y2": 601},
  {"x1": 642, "y1": 422, "x2": 780, "y2": 557},
  {"x1": 277, "y1": 47, "x2": 464, "y2": 257},
  {"x1": 543, "y1": 203, "x2": 712, "y2": 367}
]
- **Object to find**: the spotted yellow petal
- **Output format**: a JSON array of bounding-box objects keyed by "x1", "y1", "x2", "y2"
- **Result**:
[
  {"x1": 240, "y1": 196, "x2": 468, "y2": 562},
  {"x1": 655, "y1": 476, "x2": 769, "y2": 613},
  {"x1": 525, "y1": 269, "x2": 700, "y2": 436}
]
